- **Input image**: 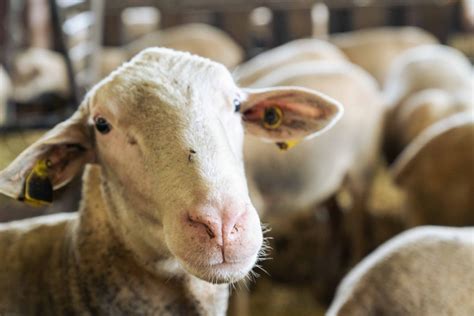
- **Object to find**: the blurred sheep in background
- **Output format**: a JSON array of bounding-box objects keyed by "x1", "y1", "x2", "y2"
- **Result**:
[
  {"x1": 99, "y1": 23, "x2": 245, "y2": 78},
  {"x1": 391, "y1": 88, "x2": 473, "y2": 149},
  {"x1": 391, "y1": 113, "x2": 474, "y2": 227},
  {"x1": 242, "y1": 58, "x2": 386, "y2": 293},
  {"x1": 244, "y1": 58, "x2": 384, "y2": 218},
  {"x1": 384, "y1": 45, "x2": 472, "y2": 109},
  {"x1": 330, "y1": 27, "x2": 439, "y2": 85},
  {"x1": 384, "y1": 44, "x2": 473, "y2": 160},
  {"x1": 328, "y1": 226, "x2": 474, "y2": 316},
  {"x1": 233, "y1": 38, "x2": 347, "y2": 87},
  {"x1": 127, "y1": 23, "x2": 244, "y2": 68},
  {"x1": 11, "y1": 47, "x2": 70, "y2": 104}
]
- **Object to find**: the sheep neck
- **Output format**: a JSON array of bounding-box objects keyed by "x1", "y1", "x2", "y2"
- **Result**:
[{"x1": 66, "y1": 164, "x2": 229, "y2": 315}]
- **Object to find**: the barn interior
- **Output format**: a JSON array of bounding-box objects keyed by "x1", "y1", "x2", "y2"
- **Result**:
[{"x1": 0, "y1": 1, "x2": 473, "y2": 315}]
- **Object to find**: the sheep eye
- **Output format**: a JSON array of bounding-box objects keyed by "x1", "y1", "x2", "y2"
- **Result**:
[
  {"x1": 94, "y1": 117, "x2": 111, "y2": 134},
  {"x1": 233, "y1": 98, "x2": 241, "y2": 113}
]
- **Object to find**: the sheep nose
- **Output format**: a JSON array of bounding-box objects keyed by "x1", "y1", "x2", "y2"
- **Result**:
[
  {"x1": 187, "y1": 208, "x2": 245, "y2": 246},
  {"x1": 183, "y1": 202, "x2": 262, "y2": 264}
]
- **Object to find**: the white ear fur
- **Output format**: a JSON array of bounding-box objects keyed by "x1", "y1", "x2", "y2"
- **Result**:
[{"x1": 241, "y1": 86, "x2": 343, "y2": 144}]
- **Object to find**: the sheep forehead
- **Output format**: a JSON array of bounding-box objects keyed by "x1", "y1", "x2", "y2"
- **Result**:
[{"x1": 93, "y1": 48, "x2": 238, "y2": 116}]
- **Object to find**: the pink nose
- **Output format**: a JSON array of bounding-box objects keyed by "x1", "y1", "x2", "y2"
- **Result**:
[
  {"x1": 172, "y1": 196, "x2": 264, "y2": 271},
  {"x1": 187, "y1": 209, "x2": 244, "y2": 248}
]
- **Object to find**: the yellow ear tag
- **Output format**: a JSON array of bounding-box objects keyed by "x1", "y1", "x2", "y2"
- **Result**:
[
  {"x1": 262, "y1": 106, "x2": 283, "y2": 130},
  {"x1": 275, "y1": 139, "x2": 300, "y2": 151},
  {"x1": 23, "y1": 159, "x2": 53, "y2": 207}
]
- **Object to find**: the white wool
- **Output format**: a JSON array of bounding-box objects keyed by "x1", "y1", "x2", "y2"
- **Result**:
[
  {"x1": 331, "y1": 26, "x2": 437, "y2": 49},
  {"x1": 384, "y1": 44, "x2": 473, "y2": 109},
  {"x1": 391, "y1": 112, "x2": 474, "y2": 181},
  {"x1": 244, "y1": 60, "x2": 384, "y2": 214},
  {"x1": 393, "y1": 88, "x2": 474, "y2": 147},
  {"x1": 233, "y1": 38, "x2": 347, "y2": 87},
  {"x1": 126, "y1": 23, "x2": 244, "y2": 69},
  {"x1": 388, "y1": 112, "x2": 473, "y2": 227},
  {"x1": 250, "y1": 60, "x2": 378, "y2": 92},
  {"x1": 12, "y1": 48, "x2": 70, "y2": 102},
  {"x1": 331, "y1": 26, "x2": 439, "y2": 85},
  {"x1": 328, "y1": 226, "x2": 474, "y2": 315}
]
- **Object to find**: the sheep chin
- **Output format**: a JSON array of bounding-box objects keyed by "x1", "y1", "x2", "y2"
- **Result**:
[{"x1": 176, "y1": 254, "x2": 258, "y2": 284}]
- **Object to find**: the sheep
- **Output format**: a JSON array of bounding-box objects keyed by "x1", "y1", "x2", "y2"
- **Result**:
[
  {"x1": 391, "y1": 88, "x2": 473, "y2": 150},
  {"x1": 383, "y1": 44, "x2": 473, "y2": 159},
  {"x1": 242, "y1": 61, "x2": 384, "y2": 265},
  {"x1": 384, "y1": 44, "x2": 473, "y2": 110},
  {"x1": 11, "y1": 47, "x2": 70, "y2": 103},
  {"x1": 126, "y1": 23, "x2": 244, "y2": 69},
  {"x1": 390, "y1": 112, "x2": 474, "y2": 227},
  {"x1": 327, "y1": 226, "x2": 474, "y2": 316},
  {"x1": 233, "y1": 38, "x2": 348, "y2": 87},
  {"x1": 330, "y1": 27, "x2": 439, "y2": 85},
  {"x1": 0, "y1": 65, "x2": 11, "y2": 125},
  {"x1": 245, "y1": 60, "x2": 383, "y2": 217},
  {"x1": 99, "y1": 24, "x2": 244, "y2": 79},
  {"x1": 0, "y1": 47, "x2": 343, "y2": 314}
]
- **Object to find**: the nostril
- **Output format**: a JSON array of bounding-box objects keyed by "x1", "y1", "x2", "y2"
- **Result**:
[
  {"x1": 187, "y1": 214, "x2": 217, "y2": 239},
  {"x1": 223, "y1": 212, "x2": 246, "y2": 243},
  {"x1": 205, "y1": 225, "x2": 215, "y2": 239}
]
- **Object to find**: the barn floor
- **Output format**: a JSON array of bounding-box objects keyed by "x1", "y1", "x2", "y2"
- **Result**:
[{"x1": 248, "y1": 281, "x2": 326, "y2": 316}]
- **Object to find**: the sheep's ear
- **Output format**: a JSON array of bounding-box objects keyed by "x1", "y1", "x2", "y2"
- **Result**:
[
  {"x1": 241, "y1": 87, "x2": 343, "y2": 150},
  {"x1": 0, "y1": 107, "x2": 94, "y2": 206}
]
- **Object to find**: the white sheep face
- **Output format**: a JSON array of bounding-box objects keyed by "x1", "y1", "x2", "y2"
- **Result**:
[
  {"x1": 0, "y1": 48, "x2": 343, "y2": 284},
  {"x1": 91, "y1": 49, "x2": 259, "y2": 283}
]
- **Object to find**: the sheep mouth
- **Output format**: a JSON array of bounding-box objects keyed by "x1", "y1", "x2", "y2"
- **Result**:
[
  {"x1": 202, "y1": 259, "x2": 252, "y2": 271},
  {"x1": 179, "y1": 255, "x2": 258, "y2": 284}
]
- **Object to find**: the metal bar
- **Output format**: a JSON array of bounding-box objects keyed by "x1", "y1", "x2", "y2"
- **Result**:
[
  {"x1": 69, "y1": 42, "x2": 94, "y2": 62},
  {"x1": 0, "y1": 0, "x2": 10, "y2": 66},
  {"x1": 63, "y1": 11, "x2": 94, "y2": 35},
  {"x1": 89, "y1": 0, "x2": 105, "y2": 84},
  {"x1": 56, "y1": 0, "x2": 87, "y2": 10},
  {"x1": 48, "y1": 0, "x2": 78, "y2": 110},
  {"x1": 104, "y1": 0, "x2": 459, "y2": 12}
]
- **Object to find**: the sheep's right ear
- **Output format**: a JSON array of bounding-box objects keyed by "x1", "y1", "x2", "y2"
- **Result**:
[
  {"x1": 241, "y1": 86, "x2": 343, "y2": 150},
  {"x1": 0, "y1": 106, "x2": 95, "y2": 206}
]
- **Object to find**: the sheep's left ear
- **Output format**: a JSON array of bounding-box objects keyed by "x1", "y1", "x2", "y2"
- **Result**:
[
  {"x1": 0, "y1": 106, "x2": 95, "y2": 206},
  {"x1": 241, "y1": 87, "x2": 343, "y2": 150}
]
